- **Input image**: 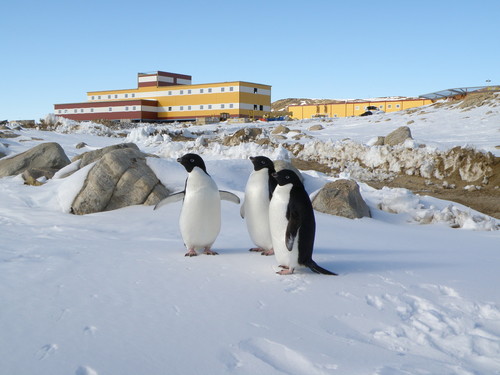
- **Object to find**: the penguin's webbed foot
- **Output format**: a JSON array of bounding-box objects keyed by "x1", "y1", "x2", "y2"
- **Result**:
[
  {"x1": 276, "y1": 268, "x2": 294, "y2": 275},
  {"x1": 203, "y1": 248, "x2": 219, "y2": 256},
  {"x1": 185, "y1": 249, "x2": 198, "y2": 257},
  {"x1": 249, "y1": 247, "x2": 264, "y2": 252},
  {"x1": 261, "y1": 249, "x2": 274, "y2": 256}
]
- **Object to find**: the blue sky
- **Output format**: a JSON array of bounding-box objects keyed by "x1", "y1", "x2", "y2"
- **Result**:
[{"x1": 2, "y1": 0, "x2": 499, "y2": 121}]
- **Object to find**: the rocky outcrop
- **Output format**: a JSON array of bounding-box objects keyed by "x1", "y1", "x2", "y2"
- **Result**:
[
  {"x1": 71, "y1": 147, "x2": 169, "y2": 215},
  {"x1": 384, "y1": 126, "x2": 413, "y2": 146},
  {"x1": 0, "y1": 142, "x2": 70, "y2": 178},
  {"x1": 222, "y1": 128, "x2": 263, "y2": 146},
  {"x1": 312, "y1": 179, "x2": 371, "y2": 219}
]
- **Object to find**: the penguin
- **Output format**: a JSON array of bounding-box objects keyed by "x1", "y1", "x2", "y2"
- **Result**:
[
  {"x1": 154, "y1": 153, "x2": 240, "y2": 257},
  {"x1": 269, "y1": 169, "x2": 337, "y2": 275},
  {"x1": 241, "y1": 156, "x2": 277, "y2": 255}
]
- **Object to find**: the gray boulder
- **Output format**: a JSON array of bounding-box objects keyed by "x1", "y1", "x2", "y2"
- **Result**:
[
  {"x1": 222, "y1": 128, "x2": 262, "y2": 146},
  {"x1": 273, "y1": 159, "x2": 304, "y2": 182},
  {"x1": 384, "y1": 126, "x2": 413, "y2": 146},
  {"x1": 308, "y1": 124, "x2": 324, "y2": 131},
  {"x1": 0, "y1": 142, "x2": 70, "y2": 178},
  {"x1": 372, "y1": 136, "x2": 386, "y2": 146},
  {"x1": 312, "y1": 179, "x2": 371, "y2": 219},
  {"x1": 71, "y1": 147, "x2": 169, "y2": 215},
  {"x1": 72, "y1": 142, "x2": 141, "y2": 168},
  {"x1": 271, "y1": 125, "x2": 290, "y2": 134}
]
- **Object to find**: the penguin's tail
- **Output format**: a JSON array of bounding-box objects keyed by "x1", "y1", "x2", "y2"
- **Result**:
[{"x1": 304, "y1": 260, "x2": 338, "y2": 276}]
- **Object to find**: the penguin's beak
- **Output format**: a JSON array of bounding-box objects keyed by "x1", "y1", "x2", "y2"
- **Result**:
[
  {"x1": 249, "y1": 156, "x2": 255, "y2": 161},
  {"x1": 272, "y1": 172, "x2": 278, "y2": 178},
  {"x1": 176, "y1": 157, "x2": 182, "y2": 163}
]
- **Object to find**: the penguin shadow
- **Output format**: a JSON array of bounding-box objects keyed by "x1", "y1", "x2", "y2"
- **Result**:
[{"x1": 313, "y1": 247, "x2": 441, "y2": 275}]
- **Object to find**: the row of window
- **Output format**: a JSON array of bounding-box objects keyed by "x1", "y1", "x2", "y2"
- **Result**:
[
  {"x1": 90, "y1": 86, "x2": 263, "y2": 101},
  {"x1": 59, "y1": 107, "x2": 140, "y2": 114},
  {"x1": 168, "y1": 103, "x2": 236, "y2": 111},
  {"x1": 58, "y1": 103, "x2": 267, "y2": 114},
  {"x1": 91, "y1": 93, "x2": 137, "y2": 100}
]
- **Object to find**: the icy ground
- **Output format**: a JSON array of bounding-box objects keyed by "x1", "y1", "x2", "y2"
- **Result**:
[{"x1": 1, "y1": 98, "x2": 500, "y2": 375}]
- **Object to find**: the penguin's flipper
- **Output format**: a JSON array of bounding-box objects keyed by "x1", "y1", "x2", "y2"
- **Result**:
[
  {"x1": 154, "y1": 191, "x2": 185, "y2": 210},
  {"x1": 240, "y1": 200, "x2": 245, "y2": 218},
  {"x1": 285, "y1": 206, "x2": 300, "y2": 251},
  {"x1": 219, "y1": 191, "x2": 241, "y2": 205}
]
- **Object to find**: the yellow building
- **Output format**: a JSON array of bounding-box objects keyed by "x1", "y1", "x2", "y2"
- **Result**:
[
  {"x1": 55, "y1": 71, "x2": 271, "y2": 122},
  {"x1": 288, "y1": 98, "x2": 432, "y2": 119}
]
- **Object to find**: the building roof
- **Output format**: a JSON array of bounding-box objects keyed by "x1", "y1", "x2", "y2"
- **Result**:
[{"x1": 419, "y1": 86, "x2": 499, "y2": 100}]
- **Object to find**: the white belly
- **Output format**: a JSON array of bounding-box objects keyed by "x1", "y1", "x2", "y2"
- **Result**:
[
  {"x1": 180, "y1": 168, "x2": 221, "y2": 249},
  {"x1": 244, "y1": 170, "x2": 273, "y2": 250},
  {"x1": 269, "y1": 184, "x2": 298, "y2": 269}
]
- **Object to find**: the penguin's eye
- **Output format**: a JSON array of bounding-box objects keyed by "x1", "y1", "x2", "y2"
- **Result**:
[
  {"x1": 190, "y1": 159, "x2": 194, "y2": 163},
  {"x1": 261, "y1": 160, "x2": 265, "y2": 164},
  {"x1": 285, "y1": 175, "x2": 290, "y2": 179}
]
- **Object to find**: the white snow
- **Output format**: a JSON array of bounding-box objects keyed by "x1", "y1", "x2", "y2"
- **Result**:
[{"x1": 1, "y1": 98, "x2": 500, "y2": 375}]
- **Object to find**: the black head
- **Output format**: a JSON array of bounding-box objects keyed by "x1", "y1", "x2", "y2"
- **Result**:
[
  {"x1": 177, "y1": 153, "x2": 208, "y2": 173},
  {"x1": 272, "y1": 169, "x2": 303, "y2": 187},
  {"x1": 250, "y1": 156, "x2": 275, "y2": 172}
]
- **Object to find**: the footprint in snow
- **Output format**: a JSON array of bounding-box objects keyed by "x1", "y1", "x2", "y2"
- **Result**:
[
  {"x1": 239, "y1": 337, "x2": 329, "y2": 375},
  {"x1": 76, "y1": 365, "x2": 98, "y2": 375},
  {"x1": 83, "y1": 326, "x2": 97, "y2": 336},
  {"x1": 37, "y1": 344, "x2": 58, "y2": 360}
]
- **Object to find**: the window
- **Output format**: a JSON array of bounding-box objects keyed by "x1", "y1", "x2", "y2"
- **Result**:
[
  {"x1": 131, "y1": 93, "x2": 135, "y2": 98},
  {"x1": 168, "y1": 106, "x2": 172, "y2": 111},
  {"x1": 125, "y1": 94, "x2": 128, "y2": 98},
  {"x1": 168, "y1": 91, "x2": 172, "y2": 95},
  {"x1": 133, "y1": 106, "x2": 136, "y2": 110},
  {"x1": 81, "y1": 109, "x2": 84, "y2": 113},
  {"x1": 200, "y1": 89, "x2": 204, "y2": 93},
  {"x1": 64, "y1": 110, "x2": 67, "y2": 113},
  {"x1": 396, "y1": 104, "x2": 400, "y2": 108},
  {"x1": 91, "y1": 96, "x2": 95, "y2": 100},
  {"x1": 388, "y1": 104, "x2": 392, "y2": 109},
  {"x1": 221, "y1": 87, "x2": 225, "y2": 92},
  {"x1": 108, "y1": 95, "x2": 111, "y2": 99},
  {"x1": 229, "y1": 87, "x2": 234, "y2": 92},
  {"x1": 355, "y1": 106, "x2": 359, "y2": 110},
  {"x1": 253, "y1": 88, "x2": 258, "y2": 94},
  {"x1": 208, "y1": 88, "x2": 212, "y2": 93},
  {"x1": 109, "y1": 107, "x2": 112, "y2": 112},
  {"x1": 254, "y1": 105, "x2": 258, "y2": 110},
  {"x1": 259, "y1": 105, "x2": 263, "y2": 111},
  {"x1": 200, "y1": 105, "x2": 204, "y2": 110},
  {"x1": 180, "y1": 90, "x2": 184, "y2": 95},
  {"x1": 98, "y1": 96, "x2": 101, "y2": 100},
  {"x1": 180, "y1": 106, "x2": 184, "y2": 111},
  {"x1": 188, "y1": 90, "x2": 191, "y2": 94},
  {"x1": 188, "y1": 106, "x2": 191, "y2": 110},
  {"x1": 58, "y1": 110, "x2": 61, "y2": 114},
  {"x1": 74, "y1": 109, "x2": 77, "y2": 113},
  {"x1": 208, "y1": 105, "x2": 212, "y2": 109},
  {"x1": 125, "y1": 107, "x2": 129, "y2": 111},
  {"x1": 221, "y1": 104, "x2": 225, "y2": 109},
  {"x1": 229, "y1": 104, "x2": 233, "y2": 109},
  {"x1": 91, "y1": 109, "x2": 94, "y2": 113},
  {"x1": 379, "y1": 105, "x2": 384, "y2": 109},
  {"x1": 115, "y1": 94, "x2": 118, "y2": 98}
]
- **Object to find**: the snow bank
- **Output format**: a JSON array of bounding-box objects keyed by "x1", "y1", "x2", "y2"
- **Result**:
[{"x1": 362, "y1": 184, "x2": 499, "y2": 231}]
